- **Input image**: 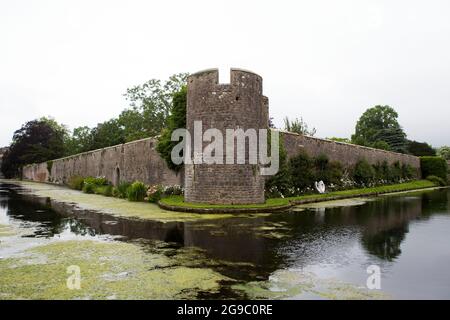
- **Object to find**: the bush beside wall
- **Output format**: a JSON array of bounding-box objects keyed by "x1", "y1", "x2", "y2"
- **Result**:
[{"x1": 420, "y1": 156, "x2": 448, "y2": 182}]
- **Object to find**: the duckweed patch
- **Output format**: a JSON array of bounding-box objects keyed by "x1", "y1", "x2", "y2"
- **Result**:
[
  {"x1": 4, "y1": 180, "x2": 249, "y2": 222},
  {"x1": 232, "y1": 269, "x2": 388, "y2": 300},
  {"x1": 0, "y1": 240, "x2": 230, "y2": 300}
]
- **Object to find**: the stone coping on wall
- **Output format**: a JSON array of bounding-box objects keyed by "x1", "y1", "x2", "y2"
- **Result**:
[
  {"x1": 22, "y1": 136, "x2": 158, "y2": 168},
  {"x1": 279, "y1": 130, "x2": 419, "y2": 160}
]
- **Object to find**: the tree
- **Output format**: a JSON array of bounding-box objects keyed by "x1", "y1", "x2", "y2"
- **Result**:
[
  {"x1": 156, "y1": 87, "x2": 187, "y2": 172},
  {"x1": 283, "y1": 117, "x2": 316, "y2": 136},
  {"x1": 437, "y1": 146, "x2": 450, "y2": 160},
  {"x1": 65, "y1": 126, "x2": 93, "y2": 155},
  {"x1": 122, "y1": 73, "x2": 189, "y2": 140},
  {"x1": 1, "y1": 118, "x2": 67, "y2": 178},
  {"x1": 407, "y1": 140, "x2": 436, "y2": 156},
  {"x1": 351, "y1": 105, "x2": 407, "y2": 153},
  {"x1": 89, "y1": 119, "x2": 125, "y2": 151}
]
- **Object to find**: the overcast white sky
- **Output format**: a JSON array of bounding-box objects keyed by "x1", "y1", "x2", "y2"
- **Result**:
[{"x1": 1, "y1": 0, "x2": 449, "y2": 147}]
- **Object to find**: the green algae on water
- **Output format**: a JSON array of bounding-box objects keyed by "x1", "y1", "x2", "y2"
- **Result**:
[
  {"x1": 0, "y1": 239, "x2": 230, "y2": 300},
  {"x1": 5, "y1": 180, "x2": 270, "y2": 223},
  {"x1": 232, "y1": 269, "x2": 389, "y2": 300}
]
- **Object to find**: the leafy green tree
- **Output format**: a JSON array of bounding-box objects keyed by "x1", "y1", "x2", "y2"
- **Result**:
[
  {"x1": 89, "y1": 119, "x2": 125, "y2": 150},
  {"x1": 352, "y1": 105, "x2": 407, "y2": 153},
  {"x1": 283, "y1": 117, "x2": 316, "y2": 136},
  {"x1": 157, "y1": 87, "x2": 187, "y2": 172},
  {"x1": 1, "y1": 118, "x2": 67, "y2": 178},
  {"x1": 437, "y1": 146, "x2": 450, "y2": 160},
  {"x1": 407, "y1": 140, "x2": 436, "y2": 156},
  {"x1": 65, "y1": 126, "x2": 93, "y2": 155},
  {"x1": 122, "y1": 73, "x2": 189, "y2": 140}
]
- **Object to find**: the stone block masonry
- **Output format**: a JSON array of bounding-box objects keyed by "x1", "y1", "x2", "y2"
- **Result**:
[
  {"x1": 22, "y1": 137, "x2": 182, "y2": 187},
  {"x1": 184, "y1": 69, "x2": 268, "y2": 205},
  {"x1": 282, "y1": 131, "x2": 421, "y2": 174}
]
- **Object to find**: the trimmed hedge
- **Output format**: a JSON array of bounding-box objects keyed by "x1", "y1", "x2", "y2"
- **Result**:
[{"x1": 420, "y1": 156, "x2": 448, "y2": 182}]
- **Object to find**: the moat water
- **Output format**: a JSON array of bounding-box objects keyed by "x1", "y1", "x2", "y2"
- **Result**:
[{"x1": 1, "y1": 182, "x2": 450, "y2": 299}]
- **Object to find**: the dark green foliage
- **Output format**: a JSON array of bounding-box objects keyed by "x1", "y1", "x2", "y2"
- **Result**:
[
  {"x1": 373, "y1": 161, "x2": 390, "y2": 182},
  {"x1": 82, "y1": 183, "x2": 95, "y2": 194},
  {"x1": 156, "y1": 87, "x2": 187, "y2": 172},
  {"x1": 401, "y1": 163, "x2": 416, "y2": 180},
  {"x1": 353, "y1": 159, "x2": 375, "y2": 185},
  {"x1": 265, "y1": 132, "x2": 292, "y2": 197},
  {"x1": 61, "y1": 73, "x2": 188, "y2": 157},
  {"x1": 67, "y1": 176, "x2": 85, "y2": 190},
  {"x1": 420, "y1": 157, "x2": 448, "y2": 181},
  {"x1": 94, "y1": 185, "x2": 113, "y2": 197},
  {"x1": 113, "y1": 182, "x2": 132, "y2": 198},
  {"x1": 389, "y1": 161, "x2": 402, "y2": 183},
  {"x1": 127, "y1": 181, "x2": 147, "y2": 201},
  {"x1": 351, "y1": 105, "x2": 407, "y2": 153},
  {"x1": 82, "y1": 177, "x2": 109, "y2": 194},
  {"x1": 1, "y1": 118, "x2": 67, "y2": 178},
  {"x1": 327, "y1": 161, "x2": 344, "y2": 185},
  {"x1": 407, "y1": 140, "x2": 436, "y2": 156},
  {"x1": 426, "y1": 175, "x2": 447, "y2": 186},
  {"x1": 46, "y1": 160, "x2": 53, "y2": 174},
  {"x1": 288, "y1": 151, "x2": 315, "y2": 191},
  {"x1": 371, "y1": 140, "x2": 391, "y2": 151}
]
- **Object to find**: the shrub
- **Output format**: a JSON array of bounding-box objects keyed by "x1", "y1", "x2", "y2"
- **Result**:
[
  {"x1": 353, "y1": 159, "x2": 375, "y2": 186},
  {"x1": 426, "y1": 175, "x2": 447, "y2": 186},
  {"x1": 127, "y1": 181, "x2": 147, "y2": 201},
  {"x1": 289, "y1": 151, "x2": 314, "y2": 192},
  {"x1": 389, "y1": 161, "x2": 402, "y2": 183},
  {"x1": 95, "y1": 185, "x2": 113, "y2": 197},
  {"x1": 401, "y1": 163, "x2": 416, "y2": 180},
  {"x1": 82, "y1": 176, "x2": 109, "y2": 194},
  {"x1": 84, "y1": 176, "x2": 108, "y2": 186},
  {"x1": 420, "y1": 157, "x2": 448, "y2": 181},
  {"x1": 147, "y1": 185, "x2": 164, "y2": 203},
  {"x1": 327, "y1": 161, "x2": 344, "y2": 186},
  {"x1": 68, "y1": 175, "x2": 84, "y2": 190},
  {"x1": 313, "y1": 154, "x2": 329, "y2": 182},
  {"x1": 82, "y1": 182, "x2": 95, "y2": 194},
  {"x1": 265, "y1": 131, "x2": 292, "y2": 197},
  {"x1": 163, "y1": 185, "x2": 183, "y2": 196},
  {"x1": 114, "y1": 182, "x2": 131, "y2": 198}
]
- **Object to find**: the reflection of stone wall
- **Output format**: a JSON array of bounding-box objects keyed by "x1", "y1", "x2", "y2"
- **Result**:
[
  {"x1": 23, "y1": 137, "x2": 182, "y2": 186},
  {"x1": 282, "y1": 132, "x2": 420, "y2": 174}
]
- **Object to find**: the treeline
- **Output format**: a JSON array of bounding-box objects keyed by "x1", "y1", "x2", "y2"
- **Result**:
[
  {"x1": 2, "y1": 72, "x2": 449, "y2": 179},
  {"x1": 284, "y1": 105, "x2": 448, "y2": 158},
  {"x1": 1, "y1": 73, "x2": 188, "y2": 178}
]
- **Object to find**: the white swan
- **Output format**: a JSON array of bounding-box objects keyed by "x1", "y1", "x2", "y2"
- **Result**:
[{"x1": 315, "y1": 180, "x2": 326, "y2": 194}]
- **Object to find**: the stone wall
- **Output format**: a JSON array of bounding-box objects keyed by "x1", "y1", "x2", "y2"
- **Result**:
[
  {"x1": 184, "y1": 69, "x2": 268, "y2": 204},
  {"x1": 282, "y1": 131, "x2": 421, "y2": 173},
  {"x1": 22, "y1": 137, "x2": 182, "y2": 186}
]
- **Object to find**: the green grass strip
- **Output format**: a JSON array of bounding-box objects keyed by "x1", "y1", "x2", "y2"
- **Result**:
[{"x1": 160, "y1": 180, "x2": 437, "y2": 210}]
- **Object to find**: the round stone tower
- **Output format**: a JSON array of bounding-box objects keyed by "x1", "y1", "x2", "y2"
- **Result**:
[{"x1": 184, "y1": 68, "x2": 269, "y2": 204}]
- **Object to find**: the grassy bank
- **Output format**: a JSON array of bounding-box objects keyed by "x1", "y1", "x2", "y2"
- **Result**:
[{"x1": 159, "y1": 180, "x2": 438, "y2": 211}]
